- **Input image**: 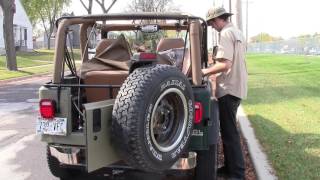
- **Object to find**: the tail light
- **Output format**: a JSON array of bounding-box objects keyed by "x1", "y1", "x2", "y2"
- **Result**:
[
  {"x1": 194, "y1": 102, "x2": 203, "y2": 124},
  {"x1": 139, "y1": 52, "x2": 157, "y2": 60},
  {"x1": 39, "y1": 99, "x2": 56, "y2": 119}
]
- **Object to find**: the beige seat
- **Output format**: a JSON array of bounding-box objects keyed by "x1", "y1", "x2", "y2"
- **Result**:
[
  {"x1": 84, "y1": 71, "x2": 128, "y2": 102},
  {"x1": 157, "y1": 38, "x2": 191, "y2": 76},
  {"x1": 181, "y1": 49, "x2": 191, "y2": 76},
  {"x1": 84, "y1": 38, "x2": 129, "y2": 102},
  {"x1": 156, "y1": 38, "x2": 184, "y2": 52},
  {"x1": 95, "y1": 39, "x2": 117, "y2": 56}
]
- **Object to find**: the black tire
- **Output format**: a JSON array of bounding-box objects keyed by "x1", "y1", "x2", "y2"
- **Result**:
[
  {"x1": 193, "y1": 144, "x2": 218, "y2": 180},
  {"x1": 112, "y1": 64, "x2": 194, "y2": 172},
  {"x1": 47, "y1": 146, "x2": 85, "y2": 180}
]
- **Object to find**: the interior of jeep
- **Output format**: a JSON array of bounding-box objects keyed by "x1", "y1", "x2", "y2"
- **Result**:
[
  {"x1": 45, "y1": 14, "x2": 207, "y2": 132},
  {"x1": 80, "y1": 24, "x2": 193, "y2": 102},
  {"x1": 50, "y1": 16, "x2": 207, "y2": 104}
]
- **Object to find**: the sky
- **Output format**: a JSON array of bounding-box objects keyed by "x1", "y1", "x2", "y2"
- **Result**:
[{"x1": 69, "y1": 0, "x2": 320, "y2": 39}]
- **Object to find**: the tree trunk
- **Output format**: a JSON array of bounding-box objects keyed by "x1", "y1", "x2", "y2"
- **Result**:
[
  {"x1": 0, "y1": 0, "x2": 17, "y2": 71},
  {"x1": 47, "y1": 35, "x2": 51, "y2": 50}
]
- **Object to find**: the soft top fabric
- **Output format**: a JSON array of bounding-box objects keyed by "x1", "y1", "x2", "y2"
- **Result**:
[{"x1": 81, "y1": 34, "x2": 132, "y2": 76}]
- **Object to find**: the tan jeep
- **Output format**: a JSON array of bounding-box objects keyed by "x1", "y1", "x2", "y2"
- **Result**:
[{"x1": 36, "y1": 12, "x2": 219, "y2": 180}]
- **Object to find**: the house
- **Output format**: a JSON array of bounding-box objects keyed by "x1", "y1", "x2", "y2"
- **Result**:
[
  {"x1": 0, "y1": 0, "x2": 33, "y2": 53},
  {"x1": 34, "y1": 13, "x2": 81, "y2": 49}
]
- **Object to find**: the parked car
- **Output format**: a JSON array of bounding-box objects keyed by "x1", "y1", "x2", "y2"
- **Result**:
[{"x1": 36, "y1": 12, "x2": 219, "y2": 180}]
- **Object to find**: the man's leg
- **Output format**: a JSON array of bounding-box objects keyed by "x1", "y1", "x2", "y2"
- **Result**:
[{"x1": 218, "y1": 95, "x2": 245, "y2": 179}]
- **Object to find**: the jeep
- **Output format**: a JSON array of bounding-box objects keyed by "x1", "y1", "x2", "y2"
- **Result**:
[{"x1": 36, "y1": 12, "x2": 219, "y2": 180}]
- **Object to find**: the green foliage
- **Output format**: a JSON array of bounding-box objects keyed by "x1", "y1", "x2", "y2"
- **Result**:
[
  {"x1": 22, "y1": 0, "x2": 71, "y2": 48},
  {"x1": 250, "y1": 33, "x2": 283, "y2": 43},
  {"x1": 0, "y1": 65, "x2": 54, "y2": 80},
  {"x1": 0, "y1": 49, "x2": 81, "y2": 80},
  {"x1": 127, "y1": 0, "x2": 178, "y2": 12},
  {"x1": 244, "y1": 54, "x2": 320, "y2": 180},
  {"x1": 22, "y1": 0, "x2": 71, "y2": 27}
]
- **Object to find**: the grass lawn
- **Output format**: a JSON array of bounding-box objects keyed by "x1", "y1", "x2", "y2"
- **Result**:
[
  {"x1": 243, "y1": 54, "x2": 320, "y2": 180},
  {"x1": 0, "y1": 49, "x2": 81, "y2": 80}
]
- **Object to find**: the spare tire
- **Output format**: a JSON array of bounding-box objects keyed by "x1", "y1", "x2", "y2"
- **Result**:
[{"x1": 112, "y1": 64, "x2": 194, "y2": 172}]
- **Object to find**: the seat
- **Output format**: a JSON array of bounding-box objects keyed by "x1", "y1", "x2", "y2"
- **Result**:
[
  {"x1": 84, "y1": 71, "x2": 128, "y2": 102},
  {"x1": 83, "y1": 37, "x2": 130, "y2": 102},
  {"x1": 181, "y1": 49, "x2": 191, "y2": 76},
  {"x1": 95, "y1": 39, "x2": 117, "y2": 56},
  {"x1": 156, "y1": 38, "x2": 184, "y2": 52},
  {"x1": 157, "y1": 38, "x2": 191, "y2": 76}
]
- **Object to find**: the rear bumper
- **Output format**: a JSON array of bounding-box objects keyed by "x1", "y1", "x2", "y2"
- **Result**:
[
  {"x1": 49, "y1": 145, "x2": 196, "y2": 170},
  {"x1": 171, "y1": 152, "x2": 197, "y2": 170},
  {"x1": 49, "y1": 145, "x2": 86, "y2": 167}
]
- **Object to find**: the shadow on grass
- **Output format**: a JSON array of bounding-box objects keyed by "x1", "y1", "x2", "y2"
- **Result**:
[
  {"x1": 248, "y1": 114, "x2": 320, "y2": 180},
  {"x1": 244, "y1": 85, "x2": 320, "y2": 105}
]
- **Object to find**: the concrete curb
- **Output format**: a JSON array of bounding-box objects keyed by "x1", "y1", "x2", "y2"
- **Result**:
[{"x1": 237, "y1": 106, "x2": 278, "y2": 180}]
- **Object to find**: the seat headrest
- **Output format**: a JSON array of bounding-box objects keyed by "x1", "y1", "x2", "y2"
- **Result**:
[
  {"x1": 95, "y1": 39, "x2": 117, "y2": 55},
  {"x1": 157, "y1": 38, "x2": 184, "y2": 52}
]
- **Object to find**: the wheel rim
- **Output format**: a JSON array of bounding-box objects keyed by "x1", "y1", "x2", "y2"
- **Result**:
[{"x1": 150, "y1": 87, "x2": 188, "y2": 152}]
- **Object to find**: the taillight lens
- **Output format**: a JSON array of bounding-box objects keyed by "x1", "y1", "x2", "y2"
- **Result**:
[
  {"x1": 39, "y1": 99, "x2": 56, "y2": 119},
  {"x1": 194, "y1": 102, "x2": 203, "y2": 124},
  {"x1": 139, "y1": 52, "x2": 157, "y2": 60}
]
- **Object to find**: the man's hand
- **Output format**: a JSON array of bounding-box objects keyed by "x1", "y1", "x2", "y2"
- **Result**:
[{"x1": 201, "y1": 59, "x2": 232, "y2": 76}]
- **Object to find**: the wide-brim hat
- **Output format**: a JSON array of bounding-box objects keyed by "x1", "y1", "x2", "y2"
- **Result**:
[{"x1": 206, "y1": 7, "x2": 233, "y2": 22}]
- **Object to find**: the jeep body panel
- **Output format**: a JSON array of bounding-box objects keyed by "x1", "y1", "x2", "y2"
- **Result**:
[
  {"x1": 39, "y1": 86, "x2": 86, "y2": 145},
  {"x1": 84, "y1": 99, "x2": 121, "y2": 172}
]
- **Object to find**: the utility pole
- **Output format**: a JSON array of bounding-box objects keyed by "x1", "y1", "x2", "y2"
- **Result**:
[
  {"x1": 229, "y1": 0, "x2": 243, "y2": 31},
  {"x1": 246, "y1": 0, "x2": 248, "y2": 44},
  {"x1": 212, "y1": 0, "x2": 217, "y2": 47},
  {"x1": 229, "y1": 0, "x2": 232, "y2": 22},
  {"x1": 235, "y1": 0, "x2": 243, "y2": 32},
  {"x1": 229, "y1": 0, "x2": 232, "y2": 14}
]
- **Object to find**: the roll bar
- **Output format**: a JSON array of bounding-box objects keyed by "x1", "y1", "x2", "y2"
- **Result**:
[{"x1": 52, "y1": 13, "x2": 208, "y2": 84}]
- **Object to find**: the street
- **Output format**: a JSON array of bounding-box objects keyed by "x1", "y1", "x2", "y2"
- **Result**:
[
  {"x1": 0, "y1": 75, "x2": 55, "y2": 180},
  {"x1": 0, "y1": 75, "x2": 191, "y2": 180}
]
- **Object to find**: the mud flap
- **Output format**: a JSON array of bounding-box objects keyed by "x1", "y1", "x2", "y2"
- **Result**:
[
  {"x1": 84, "y1": 99, "x2": 121, "y2": 172},
  {"x1": 208, "y1": 99, "x2": 219, "y2": 145}
]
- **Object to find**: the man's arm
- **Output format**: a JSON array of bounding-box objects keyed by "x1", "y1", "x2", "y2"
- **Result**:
[{"x1": 202, "y1": 58, "x2": 232, "y2": 76}]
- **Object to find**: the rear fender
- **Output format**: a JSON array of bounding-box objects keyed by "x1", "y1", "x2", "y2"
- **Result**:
[{"x1": 188, "y1": 86, "x2": 219, "y2": 151}]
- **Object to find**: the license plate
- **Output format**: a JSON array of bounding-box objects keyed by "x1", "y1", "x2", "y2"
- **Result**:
[{"x1": 36, "y1": 117, "x2": 67, "y2": 136}]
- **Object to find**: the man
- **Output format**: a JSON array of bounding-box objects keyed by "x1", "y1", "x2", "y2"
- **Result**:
[{"x1": 202, "y1": 7, "x2": 248, "y2": 180}]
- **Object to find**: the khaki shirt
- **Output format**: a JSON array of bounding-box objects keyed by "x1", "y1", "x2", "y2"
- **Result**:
[{"x1": 215, "y1": 23, "x2": 248, "y2": 99}]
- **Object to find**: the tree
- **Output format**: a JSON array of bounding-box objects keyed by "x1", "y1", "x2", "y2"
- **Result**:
[
  {"x1": 22, "y1": 0, "x2": 71, "y2": 49},
  {"x1": 127, "y1": 0, "x2": 177, "y2": 12},
  {"x1": 0, "y1": 0, "x2": 17, "y2": 71},
  {"x1": 250, "y1": 33, "x2": 283, "y2": 43},
  {"x1": 80, "y1": 0, "x2": 93, "y2": 14},
  {"x1": 79, "y1": 0, "x2": 117, "y2": 14},
  {"x1": 95, "y1": 0, "x2": 117, "y2": 13}
]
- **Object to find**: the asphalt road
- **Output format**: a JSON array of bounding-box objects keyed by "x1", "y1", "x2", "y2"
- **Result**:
[{"x1": 0, "y1": 75, "x2": 192, "y2": 180}]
